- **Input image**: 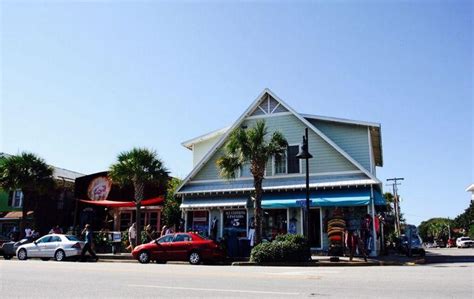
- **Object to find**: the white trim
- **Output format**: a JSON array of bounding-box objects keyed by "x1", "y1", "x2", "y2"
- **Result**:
[
  {"x1": 271, "y1": 102, "x2": 281, "y2": 114},
  {"x1": 287, "y1": 208, "x2": 290, "y2": 232},
  {"x1": 368, "y1": 128, "x2": 374, "y2": 174},
  {"x1": 219, "y1": 209, "x2": 224, "y2": 238},
  {"x1": 301, "y1": 113, "x2": 381, "y2": 128},
  {"x1": 258, "y1": 105, "x2": 268, "y2": 114},
  {"x1": 187, "y1": 170, "x2": 364, "y2": 184},
  {"x1": 208, "y1": 209, "x2": 212, "y2": 236},
  {"x1": 300, "y1": 208, "x2": 304, "y2": 235},
  {"x1": 181, "y1": 126, "x2": 231, "y2": 149},
  {"x1": 177, "y1": 179, "x2": 378, "y2": 195},
  {"x1": 465, "y1": 184, "x2": 474, "y2": 192},
  {"x1": 245, "y1": 111, "x2": 292, "y2": 120}
]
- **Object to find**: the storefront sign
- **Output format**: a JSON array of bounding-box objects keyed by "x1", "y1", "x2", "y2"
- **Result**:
[
  {"x1": 224, "y1": 210, "x2": 246, "y2": 229},
  {"x1": 87, "y1": 177, "x2": 112, "y2": 201}
]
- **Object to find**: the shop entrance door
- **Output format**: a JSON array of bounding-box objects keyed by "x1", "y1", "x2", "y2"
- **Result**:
[{"x1": 308, "y1": 209, "x2": 321, "y2": 248}]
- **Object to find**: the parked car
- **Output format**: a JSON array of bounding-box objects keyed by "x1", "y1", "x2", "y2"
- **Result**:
[
  {"x1": 433, "y1": 240, "x2": 445, "y2": 248},
  {"x1": 132, "y1": 232, "x2": 226, "y2": 264},
  {"x1": 0, "y1": 234, "x2": 11, "y2": 254},
  {"x1": 398, "y1": 234, "x2": 425, "y2": 256},
  {"x1": 456, "y1": 237, "x2": 474, "y2": 248},
  {"x1": 16, "y1": 234, "x2": 84, "y2": 261},
  {"x1": 2, "y1": 238, "x2": 34, "y2": 259}
]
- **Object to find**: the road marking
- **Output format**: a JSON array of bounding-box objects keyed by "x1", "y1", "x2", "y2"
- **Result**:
[{"x1": 128, "y1": 284, "x2": 300, "y2": 295}]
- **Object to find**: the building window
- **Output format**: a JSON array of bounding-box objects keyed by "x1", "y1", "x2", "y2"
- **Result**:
[
  {"x1": 274, "y1": 152, "x2": 287, "y2": 174},
  {"x1": 287, "y1": 145, "x2": 300, "y2": 174},
  {"x1": 187, "y1": 211, "x2": 209, "y2": 237},
  {"x1": 10, "y1": 190, "x2": 23, "y2": 208},
  {"x1": 274, "y1": 145, "x2": 300, "y2": 175}
]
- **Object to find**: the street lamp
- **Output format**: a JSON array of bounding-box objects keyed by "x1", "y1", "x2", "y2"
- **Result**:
[{"x1": 296, "y1": 128, "x2": 313, "y2": 239}]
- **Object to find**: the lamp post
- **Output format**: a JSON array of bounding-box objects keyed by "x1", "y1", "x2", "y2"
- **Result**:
[{"x1": 296, "y1": 128, "x2": 313, "y2": 239}]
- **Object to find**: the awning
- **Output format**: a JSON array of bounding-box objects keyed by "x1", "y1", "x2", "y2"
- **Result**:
[
  {"x1": 180, "y1": 197, "x2": 248, "y2": 209},
  {"x1": 262, "y1": 188, "x2": 385, "y2": 208},
  {"x1": 0, "y1": 211, "x2": 33, "y2": 220},
  {"x1": 79, "y1": 196, "x2": 164, "y2": 208}
]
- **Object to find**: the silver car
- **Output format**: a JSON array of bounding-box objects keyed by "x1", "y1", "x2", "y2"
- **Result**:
[{"x1": 16, "y1": 234, "x2": 84, "y2": 261}]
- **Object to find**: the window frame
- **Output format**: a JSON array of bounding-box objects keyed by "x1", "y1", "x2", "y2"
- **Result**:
[{"x1": 272, "y1": 144, "x2": 302, "y2": 176}]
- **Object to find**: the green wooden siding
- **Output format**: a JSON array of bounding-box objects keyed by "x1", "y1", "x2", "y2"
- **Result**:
[
  {"x1": 192, "y1": 114, "x2": 359, "y2": 181},
  {"x1": 307, "y1": 119, "x2": 371, "y2": 171},
  {"x1": 0, "y1": 190, "x2": 20, "y2": 212}
]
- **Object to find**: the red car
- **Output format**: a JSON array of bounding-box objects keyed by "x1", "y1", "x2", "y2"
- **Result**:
[{"x1": 132, "y1": 232, "x2": 225, "y2": 264}]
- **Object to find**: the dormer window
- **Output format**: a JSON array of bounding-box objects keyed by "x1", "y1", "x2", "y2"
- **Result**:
[{"x1": 274, "y1": 145, "x2": 301, "y2": 175}]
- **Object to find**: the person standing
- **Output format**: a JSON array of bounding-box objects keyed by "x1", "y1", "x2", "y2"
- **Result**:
[
  {"x1": 127, "y1": 223, "x2": 137, "y2": 251},
  {"x1": 81, "y1": 224, "x2": 98, "y2": 262}
]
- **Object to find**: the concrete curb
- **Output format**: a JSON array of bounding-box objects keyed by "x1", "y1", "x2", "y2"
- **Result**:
[{"x1": 231, "y1": 258, "x2": 426, "y2": 267}]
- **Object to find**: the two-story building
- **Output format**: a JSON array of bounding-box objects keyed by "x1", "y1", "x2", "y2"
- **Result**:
[{"x1": 175, "y1": 89, "x2": 385, "y2": 256}]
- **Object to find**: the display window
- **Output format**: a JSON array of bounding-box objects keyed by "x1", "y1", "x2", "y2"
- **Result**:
[
  {"x1": 263, "y1": 209, "x2": 287, "y2": 241},
  {"x1": 187, "y1": 211, "x2": 209, "y2": 237},
  {"x1": 223, "y1": 210, "x2": 247, "y2": 238}
]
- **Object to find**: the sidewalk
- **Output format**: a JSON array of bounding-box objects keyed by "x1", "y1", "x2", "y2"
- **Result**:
[{"x1": 96, "y1": 252, "x2": 425, "y2": 266}]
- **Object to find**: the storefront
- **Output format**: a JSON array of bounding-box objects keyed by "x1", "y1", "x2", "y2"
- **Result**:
[
  {"x1": 180, "y1": 185, "x2": 384, "y2": 256},
  {"x1": 75, "y1": 171, "x2": 166, "y2": 234}
]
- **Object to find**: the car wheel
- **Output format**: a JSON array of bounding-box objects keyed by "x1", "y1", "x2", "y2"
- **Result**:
[
  {"x1": 138, "y1": 251, "x2": 150, "y2": 264},
  {"x1": 17, "y1": 249, "x2": 27, "y2": 261},
  {"x1": 41, "y1": 257, "x2": 51, "y2": 261},
  {"x1": 54, "y1": 249, "x2": 66, "y2": 261},
  {"x1": 3, "y1": 255, "x2": 13, "y2": 260},
  {"x1": 189, "y1": 251, "x2": 201, "y2": 265}
]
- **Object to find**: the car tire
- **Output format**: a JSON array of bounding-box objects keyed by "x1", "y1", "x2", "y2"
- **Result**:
[
  {"x1": 17, "y1": 249, "x2": 27, "y2": 261},
  {"x1": 3, "y1": 255, "x2": 13, "y2": 260},
  {"x1": 41, "y1": 257, "x2": 51, "y2": 261},
  {"x1": 138, "y1": 251, "x2": 150, "y2": 264},
  {"x1": 189, "y1": 251, "x2": 201, "y2": 265},
  {"x1": 54, "y1": 249, "x2": 66, "y2": 261}
]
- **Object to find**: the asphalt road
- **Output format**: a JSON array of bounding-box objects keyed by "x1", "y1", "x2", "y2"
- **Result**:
[{"x1": 1, "y1": 254, "x2": 473, "y2": 299}]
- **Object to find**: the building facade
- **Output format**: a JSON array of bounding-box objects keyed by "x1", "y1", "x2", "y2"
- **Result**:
[
  {"x1": 176, "y1": 89, "x2": 385, "y2": 256},
  {"x1": 0, "y1": 153, "x2": 84, "y2": 237}
]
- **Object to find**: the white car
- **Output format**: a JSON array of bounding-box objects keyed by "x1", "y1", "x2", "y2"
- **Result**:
[
  {"x1": 456, "y1": 237, "x2": 474, "y2": 248},
  {"x1": 16, "y1": 234, "x2": 84, "y2": 261}
]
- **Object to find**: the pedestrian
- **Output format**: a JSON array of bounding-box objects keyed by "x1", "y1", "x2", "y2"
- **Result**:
[
  {"x1": 165, "y1": 225, "x2": 174, "y2": 235},
  {"x1": 24, "y1": 226, "x2": 33, "y2": 239},
  {"x1": 145, "y1": 225, "x2": 154, "y2": 243},
  {"x1": 81, "y1": 224, "x2": 98, "y2": 262},
  {"x1": 127, "y1": 223, "x2": 137, "y2": 251},
  {"x1": 160, "y1": 225, "x2": 168, "y2": 237}
]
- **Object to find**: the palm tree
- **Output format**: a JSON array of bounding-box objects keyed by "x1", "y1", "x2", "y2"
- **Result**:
[
  {"x1": 217, "y1": 120, "x2": 288, "y2": 245},
  {"x1": 109, "y1": 148, "x2": 169, "y2": 245},
  {"x1": 0, "y1": 152, "x2": 54, "y2": 234}
]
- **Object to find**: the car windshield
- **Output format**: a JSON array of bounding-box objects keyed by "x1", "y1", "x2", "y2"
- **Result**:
[
  {"x1": 460, "y1": 237, "x2": 470, "y2": 241},
  {"x1": 65, "y1": 235, "x2": 80, "y2": 241}
]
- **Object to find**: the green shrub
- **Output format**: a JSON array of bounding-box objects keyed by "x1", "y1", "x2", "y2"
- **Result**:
[{"x1": 250, "y1": 234, "x2": 311, "y2": 263}]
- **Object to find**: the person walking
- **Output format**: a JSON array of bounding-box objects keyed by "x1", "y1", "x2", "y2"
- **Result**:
[
  {"x1": 81, "y1": 224, "x2": 98, "y2": 262},
  {"x1": 127, "y1": 223, "x2": 137, "y2": 251}
]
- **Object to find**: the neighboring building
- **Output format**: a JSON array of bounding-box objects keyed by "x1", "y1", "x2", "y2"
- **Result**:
[
  {"x1": 0, "y1": 153, "x2": 84, "y2": 237},
  {"x1": 74, "y1": 172, "x2": 167, "y2": 233},
  {"x1": 466, "y1": 184, "x2": 474, "y2": 201},
  {"x1": 176, "y1": 89, "x2": 384, "y2": 256}
]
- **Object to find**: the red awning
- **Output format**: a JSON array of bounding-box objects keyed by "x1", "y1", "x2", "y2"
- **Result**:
[{"x1": 79, "y1": 196, "x2": 164, "y2": 207}]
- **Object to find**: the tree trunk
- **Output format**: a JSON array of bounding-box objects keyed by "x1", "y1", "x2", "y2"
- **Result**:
[
  {"x1": 253, "y1": 177, "x2": 263, "y2": 245},
  {"x1": 134, "y1": 180, "x2": 145, "y2": 246}
]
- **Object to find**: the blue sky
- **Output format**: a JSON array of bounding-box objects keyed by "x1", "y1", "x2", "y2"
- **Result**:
[{"x1": 1, "y1": 1, "x2": 472, "y2": 225}]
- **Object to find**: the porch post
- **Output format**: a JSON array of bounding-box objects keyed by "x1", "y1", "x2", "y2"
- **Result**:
[{"x1": 370, "y1": 185, "x2": 378, "y2": 257}]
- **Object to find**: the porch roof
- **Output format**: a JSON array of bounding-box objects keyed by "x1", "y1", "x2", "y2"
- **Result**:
[{"x1": 177, "y1": 173, "x2": 378, "y2": 196}]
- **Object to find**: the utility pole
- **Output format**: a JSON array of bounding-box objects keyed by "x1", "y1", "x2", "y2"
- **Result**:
[{"x1": 386, "y1": 177, "x2": 404, "y2": 237}]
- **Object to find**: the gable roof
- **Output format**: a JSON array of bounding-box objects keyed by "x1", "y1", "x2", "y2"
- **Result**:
[
  {"x1": 302, "y1": 114, "x2": 383, "y2": 167},
  {"x1": 181, "y1": 126, "x2": 230, "y2": 150},
  {"x1": 176, "y1": 89, "x2": 381, "y2": 194}
]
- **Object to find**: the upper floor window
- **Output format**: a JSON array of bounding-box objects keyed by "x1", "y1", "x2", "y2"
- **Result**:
[
  {"x1": 274, "y1": 145, "x2": 300, "y2": 175},
  {"x1": 9, "y1": 190, "x2": 23, "y2": 208}
]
